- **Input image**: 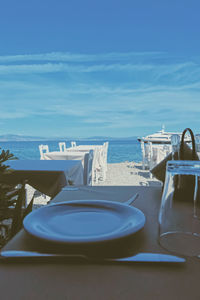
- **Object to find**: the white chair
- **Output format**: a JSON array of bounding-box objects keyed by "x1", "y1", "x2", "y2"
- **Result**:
[
  {"x1": 86, "y1": 150, "x2": 94, "y2": 185},
  {"x1": 86, "y1": 149, "x2": 100, "y2": 185},
  {"x1": 149, "y1": 144, "x2": 171, "y2": 178},
  {"x1": 100, "y1": 142, "x2": 109, "y2": 181},
  {"x1": 93, "y1": 148, "x2": 102, "y2": 184},
  {"x1": 71, "y1": 141, "x2": 76, "y2": 147},
  {"x1": 141, "y1": 141, "x2": 151, "y2": 170},
  {"x1": 148, "y1": 142, "x2": 156, "y2": 177},
  {"x1": 163, "y1": 144, "x2": 171, "y2": 156},
  {"x1": 195, "y1": 134, "x2": 200, "y2": 159},
  {"x1": 39, "y1": 145, "x2": 49, "y2": 160},
  {"x1": 59, "y1": 142, "x2": 67, "y2": 152},
  {"x1": 171, "y1": 134, "x2": 180, "y2": 159},
  {"x1": 149, "y1": 144, "x2": 167, "y2": 169}
]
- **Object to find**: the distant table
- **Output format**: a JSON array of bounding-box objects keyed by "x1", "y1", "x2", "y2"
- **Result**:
[
  {"x1": 66, "y1": 145, "x2": 104, "y2": 179},
  {"x1": 1, "y1": 186, "x2": 200, "y2": 299},
  {"x1": 43, "y1": 151, "x2": 87, "y2": 162},
  {"x1": 42, "y1": 151, "x2": 89, "y2": 185},
  {"x1": 0, "y1": 160, "x2": 84, "y2": 197},
  {"x1": 67, "y1": 145, "x2": 102, "y2": 152}
]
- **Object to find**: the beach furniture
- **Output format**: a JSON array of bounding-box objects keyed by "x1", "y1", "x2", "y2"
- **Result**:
[
  {"x1": 40, "y1": 151, "x2": 88, "y2": 184},
  {"x1": 43, "y1": 151, "x2": 86, "y2": 162},
  {"x1": 42, "y1": 142, "x2": 109, "y2": 185},
  {"x1": 86, "y1": 150, "x2": 93, "y2": 185},
  {"x1": 58, "y1": 142, "x2": 67, "y2": 152},
  {"x1": 71, "y1": 141, "x2": 76, "y2": 147},
  {"x1": 66, "y1": 142, "x2": 109, "y2": 182},
  {"x1": 195, "y1": 134, "x2": 200, "y2": 158},
  {"x1": 41, "y1": 150, "x2": 98, "y2": 185},
  {"x1": 171, "y1": 134, "x2": 181, "y2": 159},
  {"x1": 86, "y1": 149, "x2": 101, "y2": 185},
  {"x1": 101, "y1": 141, "x2": 109, "y2": 181},
  {"x1": 141, "y1": 141, "x2": 171, "y2": 171},
  {"x1": 39, "y1": 144, "x2": 50, "y2": 160},
  {"x1": 0, "y1": 160, "x2": 84, "y2": 198},
  {"x1": 141, "y1": 141, "x2": 152, "y2": 170}
]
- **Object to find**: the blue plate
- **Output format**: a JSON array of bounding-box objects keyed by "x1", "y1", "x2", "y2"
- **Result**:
[{"x1": 23, "y1": 200, "x2": 145, "y2": 245}]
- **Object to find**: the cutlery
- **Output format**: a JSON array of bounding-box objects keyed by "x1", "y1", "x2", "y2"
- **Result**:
[
  {"x1": 124, "y1": 193, "x2": 139, "y2": 205},
  {"x1": 0, "y1": 250, "x2": 185, "y2": 263},
  {"x1": 61, "y1": 187, "x2": 139, "y2": 206}
]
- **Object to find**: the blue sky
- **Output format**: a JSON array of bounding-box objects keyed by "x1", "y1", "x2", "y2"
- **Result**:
[{"x1": 0, "y1": 0, "x2": 200, "y2": 138}]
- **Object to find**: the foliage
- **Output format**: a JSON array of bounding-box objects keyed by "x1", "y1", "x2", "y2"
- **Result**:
[
  {"x1": 0, "y1": 148, "x2": 34, "y2": 247},
  {"x1": 0, "y1": 149, "x2": 17, "y2": 213}
]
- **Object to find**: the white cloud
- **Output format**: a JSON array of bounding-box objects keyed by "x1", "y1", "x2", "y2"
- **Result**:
[
  {"x1": 0, "y1": 62, "x2": 157, "y2": 74},
  {"x1": 0, "y1": 51, "x2": 200, "y2": 136},
  {"x1": 0, "y1": 61, "x2": 198, "y2": 76},
  {"x1": 0, "y1": 51, "x2": 164, "y2": 63}
]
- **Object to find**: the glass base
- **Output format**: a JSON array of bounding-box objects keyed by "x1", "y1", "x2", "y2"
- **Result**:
[{"x1": 159, "y1": 232, "x2": 200, "y2": 257}]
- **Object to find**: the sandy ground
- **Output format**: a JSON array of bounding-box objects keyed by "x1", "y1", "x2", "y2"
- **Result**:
[
  {"x1": 28, "y1": 162, "x2": 162, "y2": 209},
  {"x1": 95, "y1": 161, "x2": 161, "y2": 187}
]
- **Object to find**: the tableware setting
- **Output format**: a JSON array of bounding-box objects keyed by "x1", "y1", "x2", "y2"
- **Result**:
[
  {"x1": 0, "y1": 250, "x2": 185, "y2": 263},
  {"x1": 23, "y1": 199, "x2": 145, "y2": 244},
  {"x1": 0, "y1": 190, "x2": 187, "y2": 263},
  {"x1": 1, "y1": 193, "x2": 185, "y2": 263},
  {"x1": 62, "y1": 187, "x2": 139, "y2": 204},
  {"x1": 24, "y1": 200, "x2": 145, "y2": 244},
  {"x1": 19, "y1": 198, "x2": 147, "y2": 258}
]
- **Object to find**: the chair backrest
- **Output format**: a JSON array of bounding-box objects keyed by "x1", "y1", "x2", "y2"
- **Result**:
[
  {"x1": 171, "y1": 134, "x2": 181, "y2": 157},
  {"x1": 101, "y1": 142, "x2": 108, "y2": 163},
  {"x1": 86, "y1": 150, "x2": 94, "y2": 185},
  {"x1": 195, "y1": 134, "x2": 200, "y2": 153},
  {"x1": 71, "y1": 141, "x2": 76, "y2": 147},
  {"x1": 59, "y1": 142, "x2": 67, "y2": 152},
  {"x1": 86, "y1": 149, "x2": 101, "y2": 185},
  {"x1": 141, "y1": 141, "x2": 146, "y2": 170},
  {"x1": 103, "y1": 141, "x2": 109, "y2": 153},
  {"x1": 100, "y1": 142, "x2": 109, "y2": 180},
  {"x1": 39, "y1": 144, "x2": 49, "y2": 160},
  {"x1": 141, "y1": 141, "x2": 152, "y2": 169}
]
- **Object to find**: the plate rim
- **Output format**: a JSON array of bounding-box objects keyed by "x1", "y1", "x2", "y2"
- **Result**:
[{"x1": 23, "y1": 200, "x2": 146, "y2": 244}]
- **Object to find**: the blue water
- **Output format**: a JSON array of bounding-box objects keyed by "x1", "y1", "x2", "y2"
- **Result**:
[{"x1": 0, "y1": 139, "x2": 142, "y2": 163}]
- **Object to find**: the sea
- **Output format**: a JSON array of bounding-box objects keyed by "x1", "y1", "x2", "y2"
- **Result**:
[{"x1": 0, "y1": 139, "x2": 142, "y2": 164}]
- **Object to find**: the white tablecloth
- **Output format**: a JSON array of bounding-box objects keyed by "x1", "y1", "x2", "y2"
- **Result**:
[
  {"x1": 42, "y1": 151, "x2": 89, "y2": 185},
  {"x1": 66, "y1": 145, "x2": 107, "y2": 182},
  {"x1": 67, "y1": 145, "x2": 102, "y2": 152},
  {"x1": 1, "y1": 160, "x2": 84, "y2": 197},
  {"x1": 43, "y1": 151, "x2": 86, "y2": 162}
]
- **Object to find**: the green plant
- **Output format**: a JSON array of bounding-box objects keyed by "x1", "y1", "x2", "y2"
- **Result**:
[
  {"x1": 0, "y1": 148, "x2": 34, "y2": 247},
  {"x1": 0, "y1": 149, "x2": 17, "y2": 214}
]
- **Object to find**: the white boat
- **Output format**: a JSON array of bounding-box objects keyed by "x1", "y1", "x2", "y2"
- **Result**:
[
  {"x1": 137, "y1": 126, "x2": 191, "y2": 171},
  {"x1": 137, "y1": 125, "x2": 190, "y2": 144}
]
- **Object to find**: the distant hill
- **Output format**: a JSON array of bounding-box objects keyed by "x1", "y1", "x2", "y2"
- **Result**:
[
  {"x1": 78, "y1": 136, "x2": 138, "y2": 141},
  {"x1": 0, "y1": 134, "x2": 51, "y2": 141},
  {"x1": 0, "y1": 134, "x2": 138, "y2": 142}
]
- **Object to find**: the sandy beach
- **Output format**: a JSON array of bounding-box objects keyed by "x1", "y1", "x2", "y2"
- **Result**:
[
  {"x1": 95, "y1": 161, "x2": 161, "y2": 187},
  {"x1": 30, "y1": 161, "x2": 161, "y2": 209}
]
